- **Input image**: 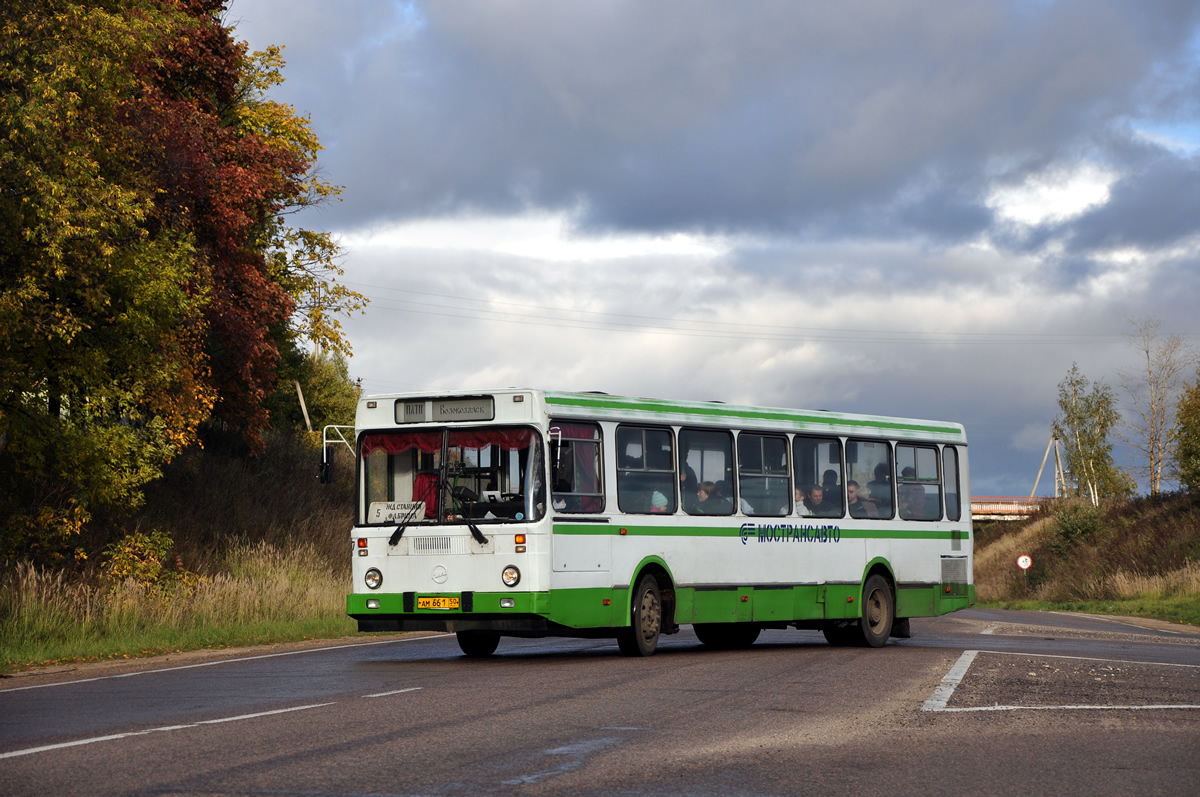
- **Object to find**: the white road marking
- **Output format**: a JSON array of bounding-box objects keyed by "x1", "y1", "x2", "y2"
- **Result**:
[
  {"x1": 933, "y1": 703, "x2": 1200, "y2": 713},
  {"x1": 971, "y1": 649, "x2": 1200, "y2": 668},
  {"x1": 923, "y1": 648, "x2": 1200, "y2": 713},
  {"x1": 0, "y1": 634, "x2": 450, "y2": 693},
  {"x1": 981, "y1": 624, "x2": 997, "y2": 635},
  {"x1": 1047, "y1": 611, "x2": 1188, "y2": 635},
  {"x1": 0, "y1": 703, "x2": 335, "y2": 760},
  {"x1": 922, "y1": 650, "x2": 978, "y2": 711},
  {"x1": 363, "y1": 687, "x2": 423, "y2": 698}
]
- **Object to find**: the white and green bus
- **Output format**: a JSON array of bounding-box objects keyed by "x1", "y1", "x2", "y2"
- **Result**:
[{"x1": 342, "y1": 389, "x2": 973, "y2": 657}]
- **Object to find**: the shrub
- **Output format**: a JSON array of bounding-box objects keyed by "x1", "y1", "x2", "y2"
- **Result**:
[{"x1": 1049, "y1": 500, "x2": 1102, "y2": 554}]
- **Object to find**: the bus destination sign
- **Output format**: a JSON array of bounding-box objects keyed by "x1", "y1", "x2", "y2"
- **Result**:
[
  {"x1": 433, "y1": 397, "x2": 494, "y2": 422},
  {"x1": 394, "y1": 397, "x2": 495, "y2": 424}
]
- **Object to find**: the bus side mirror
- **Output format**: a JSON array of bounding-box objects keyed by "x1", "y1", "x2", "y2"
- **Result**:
[{"x1": 318, "y1": 449, "x2": 332, "y2": 484}]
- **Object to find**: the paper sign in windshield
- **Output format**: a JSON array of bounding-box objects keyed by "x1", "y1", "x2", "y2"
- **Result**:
[{"x1": 369, "y1": 501, "x2": 426, "y2": 523}]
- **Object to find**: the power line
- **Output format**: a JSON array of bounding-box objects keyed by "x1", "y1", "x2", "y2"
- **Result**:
[{"x1": 345, "y1": 281, "x2": 1131, "y2": 346}]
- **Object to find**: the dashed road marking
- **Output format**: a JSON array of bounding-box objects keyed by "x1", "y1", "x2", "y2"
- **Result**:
[
  {"x1": 364, "y1": 687, "x2": 423, "y2": 698},
  {"x1": 0, "y1": 703, "x2": 336, "y2": 760}
]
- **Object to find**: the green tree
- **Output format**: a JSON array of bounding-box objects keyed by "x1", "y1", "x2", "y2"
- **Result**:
[
  {"x1": 1053, "y1": 364, "x2": 1134, "y2": 505},
  {"x1": 265, "y1": 346, "x2": 361, "y2": 435},
  {"x1": 1176, "y1": 370, "x2": 1200, "y2": 493},
  {"x1": 0, "y1": 0, "x2": 364, "y2": 562}
]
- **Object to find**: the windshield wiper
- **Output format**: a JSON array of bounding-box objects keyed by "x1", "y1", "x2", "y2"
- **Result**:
[
  {"x1": 465, "y1": 519, "x2": 488, "y2": 546},
  {"x1": 388, "y1": 502, "x2": 422, "y2": 547}
]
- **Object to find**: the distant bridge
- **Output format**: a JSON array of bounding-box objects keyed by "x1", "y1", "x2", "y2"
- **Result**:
[{"x1": 970, "y1": 496, "x2": 1055, "y2": 521}]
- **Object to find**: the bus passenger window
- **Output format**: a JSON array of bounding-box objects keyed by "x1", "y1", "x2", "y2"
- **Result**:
[
  {"x1": 846, "y1": 440, "x2": 892, "y2": 519},
  {"x1": 681, "y1": 429, "x2": 734, "y2": 516},
  {"x1": 793, "y1": 436, "x2": 843, "y2": 518},
  {"x1": 737, "y1": 433, "x2": 789, "y2": 516},
  {"x1": 616, "y1": 426, "x2": 677, "y2": 514},
  {"x1": 944, "y1": 446, "x2": 961, "y2": 522},
  {"x1": 896, "y1": 444, "x2": 941, "y2": 521},
  {"x1": 549, "y1": 421, "x2": 604, "y2": 513}
]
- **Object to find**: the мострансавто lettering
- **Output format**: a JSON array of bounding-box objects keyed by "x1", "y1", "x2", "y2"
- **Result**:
[{"x1": 739, "y1": 522, "x2": 841, "y2": 545}]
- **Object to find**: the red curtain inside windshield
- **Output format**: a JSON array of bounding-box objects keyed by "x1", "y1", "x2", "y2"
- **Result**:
[
  {"x1": 448, "y1": 428, "x2": 535, "y2": 450},
  {"x1": 360, "y1": 431, "x2": 442, "y2": 457}
]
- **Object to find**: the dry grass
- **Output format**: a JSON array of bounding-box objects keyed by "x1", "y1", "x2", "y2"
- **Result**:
[
  {"x1": 973, "y1": 517, "x2": 1053, "y2": 601},
  {"x1": 1085, "y1": 561, "x2": 1200, "y2": 600},
  {"x1": 0, "y1": 432, "x2": 360, "y2": 672},
  {"x1": 974, "y1": 494, "x2": 1200, "y2": 622},
  {"x1": 0, "y1": 541, "x2": 351, "y2": 670}
]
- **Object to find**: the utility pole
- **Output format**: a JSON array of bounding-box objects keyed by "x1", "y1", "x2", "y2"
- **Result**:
[{"x1": 1031, "y1": 433, "x2": 1066, "y2": 499}]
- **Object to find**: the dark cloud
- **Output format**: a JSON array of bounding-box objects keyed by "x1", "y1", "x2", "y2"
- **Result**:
[
  {"x1": 1065, "y1": 157, "x2": 1200, "y2": 250},
  {"x1": 230, "y1": 1, "x2": 1200, "y2": 496},
  {"x1": 233, "y1": 0, "x2": 1200, "y2": 241}
]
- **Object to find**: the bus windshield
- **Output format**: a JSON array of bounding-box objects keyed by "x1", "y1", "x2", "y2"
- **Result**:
[{"x1": 360, "y1": 426, "x2": 545, "y2": 525}]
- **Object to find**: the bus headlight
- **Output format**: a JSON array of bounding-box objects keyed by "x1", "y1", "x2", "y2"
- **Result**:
[
  {"x1": 501, "y1": 565, "x2": 521, "y2": 587},
  {"x1": 365, "y1": 568, "x2": 383, "y2": 590}
]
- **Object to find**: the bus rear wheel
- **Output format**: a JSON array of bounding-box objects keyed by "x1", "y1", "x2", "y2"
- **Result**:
[
  {"x1": 694, "y1": 623, "x2": 761, "y2": 649},
  {"x1": 822, "y1": 574, "x2": 894, "y2": 648},
  {"x1": 860, "y1": 574, "x2": 894, "y2": 647},
  {"x1": 617, "y1": 574, "x2": 662, "y2": 657},
  {"x1": 457, "y1": 630, "x2": 500, "y2": 658}
]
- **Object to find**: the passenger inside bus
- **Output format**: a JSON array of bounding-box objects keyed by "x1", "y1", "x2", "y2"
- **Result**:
[
  {"x1": 868, "y1": 463, "x2": 892, "y2": 515},
  {"x1": 822, "y1": 469, "x2": 842, "y2": 503},
  {"x1": 794, "y1": 486, "x2": 811, "y2": 516},
  {"x1": 846, "y1": 480, "x2": 879, "y2": 518},
  {"x1": 695, "y1": 481, "x2": 732, "y2": 514},
  {"x1": 805, "y1": 484, "x2": 840, "y2": 518}
]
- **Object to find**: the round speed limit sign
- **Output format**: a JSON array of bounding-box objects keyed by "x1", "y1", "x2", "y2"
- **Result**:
[{"x1": 1017, "y1": 554, "x2": 1032, "y2": 570}]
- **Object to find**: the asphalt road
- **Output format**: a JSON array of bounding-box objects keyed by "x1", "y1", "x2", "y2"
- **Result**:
[{"x1": 2, "y1": 608, "x2": 1198, "y2": 795}]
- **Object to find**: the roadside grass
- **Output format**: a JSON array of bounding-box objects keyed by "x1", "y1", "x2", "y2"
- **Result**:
[
  {"x1": 978, "y1": 597, "x2": 1200, "y2": 628},
  {"x1": 973, "y1": 493, "x2": 1200, "y2": 628},
  {"x1": 1, "y1": 433, "x2": 360, "y2": 674},
  {"x1": 0, "y1": 541, "x2": 356, "y2": 673}
]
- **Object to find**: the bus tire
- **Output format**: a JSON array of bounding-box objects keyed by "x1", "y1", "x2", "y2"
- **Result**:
[
  {"x1": 694, "y1": 623, "x2": 761, "y2": 649},
  {"x1": 859, "y1": 574, "x2": 894, "y2": 648},
  {"x1": 617, "y1": 574, "x2": 662, "y2": 657},
  {"x1": 457, "y1": 630, "x2": 500, "y2": 658}
]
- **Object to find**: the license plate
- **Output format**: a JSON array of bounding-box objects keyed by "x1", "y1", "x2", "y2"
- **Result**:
[{"x1": 417, "y1": 596, "x2": 459, "y2": 610}]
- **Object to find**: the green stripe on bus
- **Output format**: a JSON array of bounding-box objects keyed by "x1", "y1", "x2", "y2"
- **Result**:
[
  {"x1": 553, "y1": 523, "x2": 967, "y2": 541},
  {"x1": 544, "y1": 392, "x2": 963, "y2": 438},
  {"x1": 348, "y1": 582, "x2": 973, "y2": 629}
]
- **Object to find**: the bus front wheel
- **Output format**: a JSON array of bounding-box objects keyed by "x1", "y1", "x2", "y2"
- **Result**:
[
  {"x1": 457, "y1": 630, "x2": 500, "y2": 658},
  {"x1": 617, "y1": 574, "x2": 662, "y2": 657}
]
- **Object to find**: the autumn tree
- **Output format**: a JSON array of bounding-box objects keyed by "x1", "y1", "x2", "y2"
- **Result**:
[
  {"x1": 0, "y1": 0, "x2": 364, "y2": 562},
  {"x1": 1117, "y1": 317, "x2": 1195, "y2": 495},
  {"x1": 1053, "y1": 364, "x2": 1134, "y2": 505},
  {"x1": 1176, "y1": 371, "x2": 1200, "y2": 494}
]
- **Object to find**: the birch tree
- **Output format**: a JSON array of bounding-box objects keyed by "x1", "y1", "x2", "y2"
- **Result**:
[
  {"x1": 1118, "y1": 317, "x2": 1195, "y2": 495},
  {"x1": 1053, "y1": 364, "x2": 1131, "y2": 505}
]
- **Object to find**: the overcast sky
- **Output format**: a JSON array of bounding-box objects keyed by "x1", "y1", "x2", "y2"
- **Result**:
[{"x1": 230, "y1": 0, "x2": 1200, "y2": 497}]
